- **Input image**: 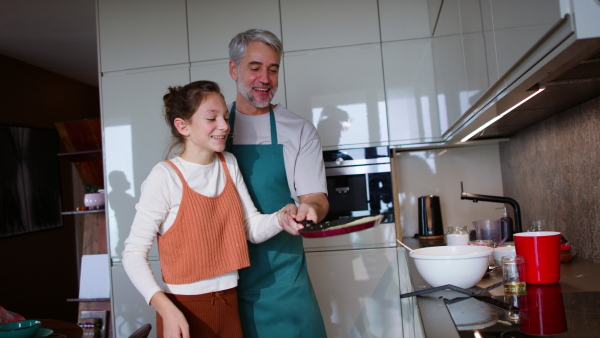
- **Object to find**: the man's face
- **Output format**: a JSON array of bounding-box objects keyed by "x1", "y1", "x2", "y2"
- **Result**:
[{"x1": 231, "y1": 41, "x2": 280, "y2": 108}]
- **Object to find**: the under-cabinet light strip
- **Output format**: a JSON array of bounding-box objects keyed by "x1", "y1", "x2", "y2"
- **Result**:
[{"x1": 461, "y1": 85, "x2": 546, "y2": 142}]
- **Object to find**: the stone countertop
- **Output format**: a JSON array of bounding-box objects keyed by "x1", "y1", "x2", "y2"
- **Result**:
[{"x1": 401, "y1": 237, "x2": 600, "y2": 337}]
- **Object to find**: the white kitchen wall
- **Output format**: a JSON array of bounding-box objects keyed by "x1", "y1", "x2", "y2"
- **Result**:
[{"x1": 394, "y1": 143, "x2": 505, "y2": 237}]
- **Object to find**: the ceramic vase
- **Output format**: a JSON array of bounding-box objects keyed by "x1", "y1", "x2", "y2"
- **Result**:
[{"x1": 84, "y1": 192, "x2": 105, "y2": 207}]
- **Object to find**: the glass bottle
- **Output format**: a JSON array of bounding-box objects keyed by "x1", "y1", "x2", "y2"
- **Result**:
[{"x1": 446, "y1": 225, "x2": 470, "y2": 246}]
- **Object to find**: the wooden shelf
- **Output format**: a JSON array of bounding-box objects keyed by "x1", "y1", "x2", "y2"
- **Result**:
[
  {"x1": 58, "y1": 149, "x2": 102, "y2": 162},
  {"x1": 56, "y1": 118, "x2": 111, "y2": 338},
  {"x1": 67, "y1": 298, "x2": 110, "y2": 303},
  {"x1": 55, "y1": 119, "x2": 104, "y2": 189},
  {"x1": 62, "y1": 209, "x2": 105, "y2": 215}
]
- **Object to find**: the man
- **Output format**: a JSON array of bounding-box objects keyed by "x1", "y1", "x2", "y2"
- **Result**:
[{"x1": 226, "y1": 29, "x2": 329, "y2": 337}]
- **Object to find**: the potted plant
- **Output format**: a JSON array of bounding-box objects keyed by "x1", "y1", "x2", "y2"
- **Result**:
[{"x1": 83, "y1": 182, "x2": 105, "y2": 207}]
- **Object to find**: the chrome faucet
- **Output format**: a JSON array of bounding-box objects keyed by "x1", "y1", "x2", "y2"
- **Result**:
[{"x1": 460, "y1": 182, "x2": 523, "y2": 233}]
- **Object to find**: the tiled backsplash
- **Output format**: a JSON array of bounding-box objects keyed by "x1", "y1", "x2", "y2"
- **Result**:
[{"x1": 500, "y1": 95, "x2": 600, "y2": 263}]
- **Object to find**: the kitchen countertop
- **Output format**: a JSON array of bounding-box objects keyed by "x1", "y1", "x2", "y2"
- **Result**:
[{"x1": 401, "y1": 237, "x2": 600, "y2": 337}]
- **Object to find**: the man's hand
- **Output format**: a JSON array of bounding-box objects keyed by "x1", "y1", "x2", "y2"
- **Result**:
[{"x1": 296, "y1": 192, "x2": 329, "y2": 223}]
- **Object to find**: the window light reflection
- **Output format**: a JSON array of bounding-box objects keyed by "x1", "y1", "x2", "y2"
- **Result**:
[{"x1": 105, "y1": 124, "x2": 134, "y2": 257}]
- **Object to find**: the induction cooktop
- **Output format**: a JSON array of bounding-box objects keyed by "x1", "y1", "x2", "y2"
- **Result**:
[{"x1": 446, "y1": 290, "x2": 600, "y2": 337}]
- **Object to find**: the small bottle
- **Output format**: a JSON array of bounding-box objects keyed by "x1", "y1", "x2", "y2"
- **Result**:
[{"x1": 446, "y1": 225, "x2": 470, "y2": 246}]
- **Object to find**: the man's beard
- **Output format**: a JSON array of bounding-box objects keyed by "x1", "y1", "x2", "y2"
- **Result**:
[{"x1": 237, "y1": 80, "x2": 276, "y2": 108}]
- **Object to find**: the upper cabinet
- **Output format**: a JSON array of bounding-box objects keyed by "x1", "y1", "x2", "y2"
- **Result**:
[
  {"x1": 97, "y1": 0, "x2": 189, "y2": 72},
  {"x1": 284, "y1": 45, "x2": 387, "y2": 149},
  {"x1": 485, "y1": 0, "x2": 566, "y2": 93},
  {"x1": 384, "y1": 39, "x2": 441, "y2": 144},
  {"x1": 377, "y1": 0, "x2": 431, "y2": 42},
  {"x1": 280, "y1": 0, "x2": 380, "y2": 51},
  {"x1": 422, "y1": 0, "x2": 572, "y2": 141},
  {"x1": 187, "y1": 0, "x2": 282, "y2": 62}
]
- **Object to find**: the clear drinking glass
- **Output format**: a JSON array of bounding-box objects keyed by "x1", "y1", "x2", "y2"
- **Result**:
[
  {"x1": 528, "y1": 220, "x2": 552, "y2": 232},
  {"x1": 502, "y1": 255, "x2": 527, "y2": 295}
]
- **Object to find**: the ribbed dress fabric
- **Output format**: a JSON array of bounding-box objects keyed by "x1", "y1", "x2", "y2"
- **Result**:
[
  {"x1": 156, "y1": 289, "x2": 243, "y2": 338},
  {"x1": 157, "y1": 152, "x2": 250, "y2": 285}
]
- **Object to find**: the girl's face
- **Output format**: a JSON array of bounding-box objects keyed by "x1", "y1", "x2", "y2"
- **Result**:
[{"x1": 176, "y1": 92, "x2": 230, "y2": 164}]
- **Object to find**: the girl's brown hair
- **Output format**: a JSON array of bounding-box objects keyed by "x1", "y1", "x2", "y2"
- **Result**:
[{"x1": 163, "y1": 80, "x2": 224, "y2": 157}]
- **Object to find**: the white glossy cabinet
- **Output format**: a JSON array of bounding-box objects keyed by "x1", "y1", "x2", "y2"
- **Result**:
[
  {"x1": 187, "y1": 0, "x2": 281, "y2": 62},
  {"x1": 305, "y1": 248, "x2": 402, "y2": 337},
  {"x1": 284, "y1": 45, "x2": 387, "y2": 149},
  {"x1": 101, "y1": 66, "x2": 190, "y2": 260},
  {"x1": 432, "y1": 34, "x2": 468, "y2": 135},
  {"x1": 488, "y1": 0, "x2": 566, "y2": 91},
  {"x1": 383, "y1": 39, "x2": 441, "y2": 145},
  {"x1": 427, "y1": 0, "x2": 443, "y2": 35},
  {"x1": 397, "y1": 248, "x2": 424, "y2": 337},
  {"x1": 378, "y1": 0, "x2": 431, "y2": 42},
  {"x1": 97, "y1": 0, "x2": 189, "y2": 72},
  {"x1": 111, "y1": 262, "x2": 164, "y2": 338},
  {"x1": 459, "y1": 0, "x2": 491, "y2": 109},
  {"x1": 432, "y1": 0, "x2": 461, "y2": 37},
  {"x1": 190, "y1": 59, "x2": 287, "y2": 108},
  {"x1": 103, "y1": 67, "x2": 189, "y2": 338},
  {"x1": 280, "y1": 0, "x2": 380, "y2": 51}
]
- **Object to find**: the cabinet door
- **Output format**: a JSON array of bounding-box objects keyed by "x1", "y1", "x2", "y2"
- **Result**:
[
  {"x1": 284, "y1": 45, "x2": 387, "y2": 149},
  {"x1": 187, "y1": 0, "x2": 281, "y2": 63},
  {"x1": 490, "y1": 0, "x2": 566, "y2": 89},
  {"x1": 432, "y1": 34, "x2": 468, "y2": 135},
  {"x1": 280, "y1": 0, "x2": 380, "y2": 51},
  {"x1": 101, "y1": 66, "x2": 190, "y2": 260},
  {"x1": 378, "y1": 0, "x2": 431, "y2": 42},
  {"x1": 305, "y1": 248, "x2": 402, "y2": 338},
  {"x1": 432, "y1": 0, "x2": 461, "y2": 37},
  {"x1": 460, "y1": 0, "x2": 491, "y2": 108},
  {"x1": 383, "y1": 39, "x2": 442, "y2": 144},
  {"x1": 97, "y1": 0, "x2": 189, "y2": 72},
  {"x1": 111, "y1": 262, "x2": 163, "y2": 338}
]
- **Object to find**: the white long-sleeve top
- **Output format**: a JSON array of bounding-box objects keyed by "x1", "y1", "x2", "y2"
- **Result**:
[{"x1": 122, "y1": 152, "x2": 283, "y2": 304}]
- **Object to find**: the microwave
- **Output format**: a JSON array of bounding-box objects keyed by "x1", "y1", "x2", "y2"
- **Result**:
[{"x1": 322, "y1": 146, "x2": 394, "y2": 224}]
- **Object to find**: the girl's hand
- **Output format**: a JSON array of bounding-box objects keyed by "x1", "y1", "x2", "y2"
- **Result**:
[
  {"x1": 150, "y1": 291, "x2": 190, "y2": 338},
  {"x1": 161, "y1": 309, "x2": 189, "y2": 338},
  {"x1": 277, "y1": 203, "x2": 302, "y2": 236}
]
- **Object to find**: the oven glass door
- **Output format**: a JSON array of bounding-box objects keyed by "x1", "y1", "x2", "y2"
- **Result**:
[{"x1": 324, "y1": 172, "x2": 394, "y2": 224}]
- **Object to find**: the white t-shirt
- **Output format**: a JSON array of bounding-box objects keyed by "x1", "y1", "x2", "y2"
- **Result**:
[
  {"x1": 229, "y1": 103, "x2": 328, "y2": 201},
  {"x1": 122, "y1": 153, "x2": 282, "y2": 304}
]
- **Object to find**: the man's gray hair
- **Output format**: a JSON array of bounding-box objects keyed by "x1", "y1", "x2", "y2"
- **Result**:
[{"x1": 228, "y1": 29, "x2": 283, "y2": 66}]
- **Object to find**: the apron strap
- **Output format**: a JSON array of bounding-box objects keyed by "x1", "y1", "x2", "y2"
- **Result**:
[{"x1": 227, "y1": 102, "x2": 277, "y2": 146}]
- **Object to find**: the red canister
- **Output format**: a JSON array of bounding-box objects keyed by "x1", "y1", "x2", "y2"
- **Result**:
[{"x1": 514, "y1": 231, "x2": 561, "y2": 284}]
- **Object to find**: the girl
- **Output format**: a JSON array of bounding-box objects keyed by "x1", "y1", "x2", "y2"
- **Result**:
[{"x1": 122, "y1": 80, "x2": 300, "y2": 338}]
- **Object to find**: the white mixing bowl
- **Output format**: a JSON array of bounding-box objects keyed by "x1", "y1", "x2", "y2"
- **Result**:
[
  {"x1": 493, "y1": 246, "x2": 516, "y2": 266},
  {"x1": 409, "y1": 245, "x2": 493, "y2": 288}
]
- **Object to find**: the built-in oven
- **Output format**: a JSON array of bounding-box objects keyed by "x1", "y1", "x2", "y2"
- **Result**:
[
  {"x1": 303, "y1": 145, "x2": 396, "y2": 251},
  {"x1": 322, "y1": 146, "x2": 395, "y2": 224}
]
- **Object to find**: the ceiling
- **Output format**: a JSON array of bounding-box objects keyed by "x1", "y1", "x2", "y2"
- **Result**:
[{"x1": 0, "y1": 0, "x2": 99, "y2": 87}]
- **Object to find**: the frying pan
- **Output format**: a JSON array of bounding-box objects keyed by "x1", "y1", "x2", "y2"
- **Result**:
[{"x1": 298, "y1": 214, "x2": 384, "y2": 238}]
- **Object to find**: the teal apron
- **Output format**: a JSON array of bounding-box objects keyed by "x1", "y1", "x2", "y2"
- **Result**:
[{"x1": 226, "y1": 103, "x2": 327, "y2": 338}]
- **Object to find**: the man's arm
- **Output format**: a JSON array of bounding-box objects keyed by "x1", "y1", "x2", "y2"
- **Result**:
[{"x1": 297, "y1": 192, "x2": 329, "y2": 223}]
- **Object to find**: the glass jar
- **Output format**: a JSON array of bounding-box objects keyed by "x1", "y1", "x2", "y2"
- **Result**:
[{"x1": 446, "y1": 225, "x2": 470, "y2": 246}]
